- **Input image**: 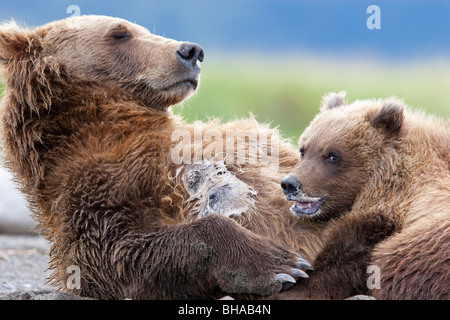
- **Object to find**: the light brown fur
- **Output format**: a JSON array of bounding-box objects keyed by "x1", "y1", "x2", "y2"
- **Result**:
[{"x1": 277, "y1": 92, "x2": 449, "y2": 299}]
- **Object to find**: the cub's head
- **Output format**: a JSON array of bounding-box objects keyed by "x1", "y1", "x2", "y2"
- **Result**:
[
  {"x1": 0, "y1": 15, "x2": 203, "y2": 110},
  {"x1": 281, "y1": 92, "x2": 404, "y2": 220}
]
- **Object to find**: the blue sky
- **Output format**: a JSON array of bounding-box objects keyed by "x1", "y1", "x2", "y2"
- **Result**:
[{"x1": 0, "y1": 0, "x2": 449, "y2": 60}]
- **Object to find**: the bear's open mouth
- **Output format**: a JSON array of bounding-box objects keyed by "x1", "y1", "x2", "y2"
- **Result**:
[{"x1": 289, "y1": 196, "x2": 325, "y2": 216}]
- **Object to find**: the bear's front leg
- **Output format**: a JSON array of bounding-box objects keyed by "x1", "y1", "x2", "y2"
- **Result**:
[
  {"x1": 272, "y1": 210, "x2": 400, "y2": 300},
  {"x1": 108, "y1": 214, "x2": 311, "y2": 299}
]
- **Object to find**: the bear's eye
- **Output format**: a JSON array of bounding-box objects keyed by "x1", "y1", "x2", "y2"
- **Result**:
[
  {"x1": 299, "y1": 147, "x2": 305, "y2": 158},
  {"x1": 112, "y1": 31, "x2": 131, "y2": 41},
  {"x1": 325, "y1": 152, "x2": 340, "y2": 163}
]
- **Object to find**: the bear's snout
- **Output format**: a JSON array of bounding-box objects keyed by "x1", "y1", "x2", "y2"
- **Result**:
[
  {"x1": 176, "y1": 42, "x2": 204, "y2": 71},
  {"x1": 281, "y1": 176, "x2": 302, "y2": 199}
]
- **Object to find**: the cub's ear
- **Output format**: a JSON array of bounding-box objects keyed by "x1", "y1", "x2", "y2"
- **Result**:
[
  {"x1": 0, "y1": 21, "x2": 32, "y2": 67},
  {"x1": 320, "y1": 91, "x2": 347, "y2": 111},
  {"x1": 370, "y1": 98, "x2": 404, "y2": 134}
]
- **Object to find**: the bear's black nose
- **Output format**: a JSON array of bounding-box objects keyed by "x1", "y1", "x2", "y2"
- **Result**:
[
  {"x1": 281, "y1": 176, "x2": 302, "y2": 198},
  {"x1": 177, "y1": 42, "x2": 204, "y2": 69}
]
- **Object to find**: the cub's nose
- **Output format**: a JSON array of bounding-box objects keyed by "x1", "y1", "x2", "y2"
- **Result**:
[
  {"x1": 281, "y1": 176, "x2": 302, "y2": 198},
  {"x1": 176, "y1": 42, "x2": 204, "y2": 69}
]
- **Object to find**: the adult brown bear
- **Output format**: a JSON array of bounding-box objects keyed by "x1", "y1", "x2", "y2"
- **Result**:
[
  {"x1": 278, "y1": 92, "x2": 449, "y2": 300},
  {"x1": 0, "y1": 16, "x2": 322, "y2": 299}
]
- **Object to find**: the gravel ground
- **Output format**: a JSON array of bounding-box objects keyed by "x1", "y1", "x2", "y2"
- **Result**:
[
  {"x1": 0, "y1": 235, "x2": 51, "y2": 293},
  {"x1": 0, "y1": 234, "x2": 94, "y2": 300}
]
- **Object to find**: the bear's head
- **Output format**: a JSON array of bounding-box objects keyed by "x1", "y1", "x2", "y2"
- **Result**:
[
  {"x1": 281, "y1": 92, "x2": 404, "y2": 220},
  {"x1": 0, "y1": 15, "x2": 203, "y2": 110}
]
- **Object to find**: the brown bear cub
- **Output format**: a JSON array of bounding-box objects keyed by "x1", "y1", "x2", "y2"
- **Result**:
[
  {"x1": 0, "y1": 16, "x2": 320, "y2": 299},
  {"x1": 279, "y1": 92, "x2": 449, "y2": 300}
]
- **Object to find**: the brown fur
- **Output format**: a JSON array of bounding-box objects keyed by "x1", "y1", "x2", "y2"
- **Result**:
[
  {"x1": 0, "y1": 16, "x2": 327, "y2": 299},
  {"x1": 276, "y1": 92, "x2": 449, "y2": 299}
]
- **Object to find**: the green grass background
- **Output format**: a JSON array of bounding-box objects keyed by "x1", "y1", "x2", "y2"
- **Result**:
[
  {"x1": 174, "y1": 55, "x2": 450, "y2": 143},
  {"x1": 1, "y1": 55, "x2": 449, "y2": 144}
]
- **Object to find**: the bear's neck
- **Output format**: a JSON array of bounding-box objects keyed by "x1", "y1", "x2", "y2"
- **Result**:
[{"x1": 1, "y1": 76, "x2": 172, "y2": 195}]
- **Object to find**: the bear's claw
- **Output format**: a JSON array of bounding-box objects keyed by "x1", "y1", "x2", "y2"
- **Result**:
[
  {"x1": 275, "y1": 273, "x2": 297, "y2": 284},
  {"x1": 296, "y1": 255, "x2": 314, "y2": 270},
  {"x1": 290, "y1": 268, "x2": 309, "y2": 279}
]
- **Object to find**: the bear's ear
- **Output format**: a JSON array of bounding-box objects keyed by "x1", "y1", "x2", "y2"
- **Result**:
[
  {"x1": 320, "y1": 91, "x2": 347, "y2": 111},
  {"x1": 0, "y1": 21, "x2": 32, "y2": 67},
  {"x1": 370, "y1": 98, "x2": 404, "y2": 134}
]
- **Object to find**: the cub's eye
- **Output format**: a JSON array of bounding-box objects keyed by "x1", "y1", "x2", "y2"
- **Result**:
[
  {"x1": 299, "y1": 148, "x2": 305, "y2": 158},
  {"x1": 112, "y1": 31, "x2": 131, "y2": 41},
  {"x1": 325, "y1": 152, "x2": 340, "y2": 163}
]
